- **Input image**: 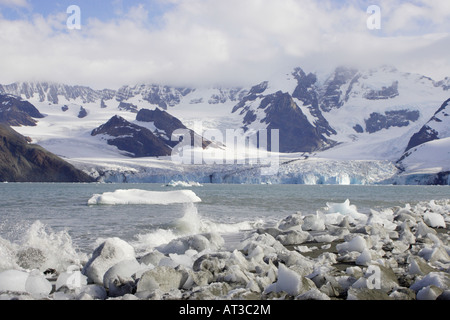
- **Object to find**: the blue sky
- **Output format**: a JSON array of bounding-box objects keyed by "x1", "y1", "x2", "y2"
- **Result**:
[
  {"x1": 0, "y1": 0, "x2": 449, "y2": 88},
  {"x1": 0, "y1": 0, "x2": 174, "y2": 23}
]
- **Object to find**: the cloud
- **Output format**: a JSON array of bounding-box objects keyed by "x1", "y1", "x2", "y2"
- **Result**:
[
  {"x1": 0, "y1": 0, "x2": 448, "y2": 89},
  {"x1": 0, "y1": 0, "x2": 29, "y2": 7}
]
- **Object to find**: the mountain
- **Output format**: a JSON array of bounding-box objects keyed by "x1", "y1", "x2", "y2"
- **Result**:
[
  {"x1": 0, "y1": 123, "x2": 94, "y2": 182},
  {"x1": 0, "y1": 82, "x2": 115, "y2": 105},
  {"x1": 0, "y1": 65, "x2": 449, "y2": 184},
  {"x1": 136, "y1": 108, "x2": 213, "y2": 149},
  {"x1": 91, "y1": 115, "x2": 172, "y2": 158},
  {"x1": 0, "y1": 94, "x2": 44, "y2": 126},
  {"x1": 404, "y1": 98, "x2": 450, "y2": 152}
]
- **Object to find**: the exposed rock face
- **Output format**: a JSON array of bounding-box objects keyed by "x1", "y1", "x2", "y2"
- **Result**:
[
  {"x1": 116, "y1": 85, "x2": 194, "y2": 110},
  {"x1": 0, "y1": 94, "x2": 44, "y2": 126},
  {"x1": 136, "y1": 108, "x2": 214, "y2": 149},
  {"x1": 91, "y1": 115, "x2": 172, "y2": 158},
  {"x1": 118, "y1": 102, "x2": 138, "y2": 114},
  {"x1": 364, "y1": 110, "x2": 420, "y2": 134},
  {"x1": 233, "y1": 87, "x2": 336, "y2": 153},
  {"x1": 291, "y1": 68, "x2": 336, "y2": 137},
  {"x1": 405, "y1": 98, "x2": 450, "y2": 152},
  {"x1": 0, "y1": 124, "x2": 94, "y2": 182},
  {"x1": 319, "y1": 66, "x2": 359, "y2": 112},
  {"x1": 0, "y1": 82, "x2": 115, "y2": 104},
  {"x1": 77, "y1": 106, "x2": 88, "y2": 119}
]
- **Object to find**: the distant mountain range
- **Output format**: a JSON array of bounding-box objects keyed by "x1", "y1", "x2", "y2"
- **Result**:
[{"x1": 0, "y1": 65, "x2": 449, "y2": 184}]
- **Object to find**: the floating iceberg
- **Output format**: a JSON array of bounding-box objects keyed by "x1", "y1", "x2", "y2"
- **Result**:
[{"x1": 87, "y1": 189, "x2": 202, "y2": 205}]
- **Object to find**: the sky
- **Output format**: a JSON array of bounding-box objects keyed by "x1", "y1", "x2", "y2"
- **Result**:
[{"x1": 0, "y1": 0, "x2": 449, "y2": 89}]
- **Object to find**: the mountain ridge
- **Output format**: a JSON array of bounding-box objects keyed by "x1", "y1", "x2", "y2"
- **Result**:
[{"x1": 0, "y1": 64, "x2": 448, "y2": 184}]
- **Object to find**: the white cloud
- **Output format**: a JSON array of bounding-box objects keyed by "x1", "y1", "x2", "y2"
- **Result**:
[
  {"x1": 0, "y1": 0, "x2": 448, "y2": 89},
  {"x1": 0, "y1": 0, "x2": 29, "y2": 7}
]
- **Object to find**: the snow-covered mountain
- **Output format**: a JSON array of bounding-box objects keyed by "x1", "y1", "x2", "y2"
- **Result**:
[{"x1": 0, "y1": 65, "x2": 448, "y2": 184}]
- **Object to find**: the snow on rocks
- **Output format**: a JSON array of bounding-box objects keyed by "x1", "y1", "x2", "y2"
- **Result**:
[{"x1": 0, "y1": 199, "x2": 448, "y2": 300}]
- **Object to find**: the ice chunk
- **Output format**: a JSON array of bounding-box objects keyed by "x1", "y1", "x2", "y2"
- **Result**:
[
  {"x1": 355, "y1": 249, "x2": 372, "y2": 266},
  {"x1": 325, "y1": 199, "x2": 367, "y2": 222},
  {"x1": 264, "y1": 263, "x2": 314, "y2": 296},
  {"x1": 416, "y1": 286, "x2": 444, "y2": 300},
  {"x1": 423, "y1": 212, "x2": 446, "y2": 229},
  {"x1": 0, "y1": 270, "x2": 29, "y2": 293},
  {"x1": 103, "y1": 259, "x2": 143, "y2": 290},
  {"x1": 82, "y1": 238, "x2": 136, "y2": 285},
  {"x1": 56, "y1": 266, "x2": 88, "y2": 291},
  {"x1": 337, "y1": 235, "x2": 367, "y2": 253},
  {"x1": 25, "y1": 270, "x2": 52, "y2": 297},
  {"x1": 410, "y1": 272, "x2": 450, "y2": 292},
  {"x1": 87, "y1": 189, "x2": 202, "y2": 205},
  {"x1": 302, "y1": 213, "x2": 325, "y2": 231}
]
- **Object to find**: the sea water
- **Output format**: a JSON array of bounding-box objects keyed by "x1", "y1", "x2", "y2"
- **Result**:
[{"x1": 0, "y1": 183, "x2": 449, "y2": 267}]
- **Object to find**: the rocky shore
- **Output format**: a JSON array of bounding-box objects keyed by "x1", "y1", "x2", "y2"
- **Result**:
[{"x1": 0, "y1": 200, "x2": 449, "y2": 300}]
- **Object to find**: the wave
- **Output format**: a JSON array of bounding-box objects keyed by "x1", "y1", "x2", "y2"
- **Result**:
[
  {"x1": 87, "y1": 189, "x2": 202, "y2": 205},
  {"x1": 132, "y1": 203, "x2": 262, "y2": 253}
]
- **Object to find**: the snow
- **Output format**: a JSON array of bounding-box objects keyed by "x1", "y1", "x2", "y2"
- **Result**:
[
  {"x1": 399, "y1": 137, "x2": 450, "y2": 175},
  {"x1": 87, "y1": 189, "x2": 202, "y2": 205}
]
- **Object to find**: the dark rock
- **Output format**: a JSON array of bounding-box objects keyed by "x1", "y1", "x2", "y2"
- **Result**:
[
  {"x1": 136, "y1": 108, "x2": 214, "y2": 149},
  {"x1": 405, "y1": 98, "x2": 450, "y2": 151},
  {"x1": 78, "y1": 106, "x2": 88, "y2": 118},
  {"x1": 258, "y1": 91, "x2": 335, "y2": 153},
  {"x1": 0, "y1": 94, "x2": 44, "y2": 127},
  {"x1": 118, "y1": 102, "x2": 138, "y2": 113},
  {"x1": 364, "y1": 81, "x2": 399, "y2": 100},
  {"x1": 0, "y1": 123, "x2": 95, "y2": 182},
  {"x1": 291, "y1": 68, "x2": 336, "y2": 137},
  {"x1": 320, "y1": 67, "x2": 359, "y2": 112},
  {"x1": 91, "y1": 115, "x2": 172, "y2": 157},
  {"x1": 365, "y1": 110, "x2": 420, "y2": 134}
]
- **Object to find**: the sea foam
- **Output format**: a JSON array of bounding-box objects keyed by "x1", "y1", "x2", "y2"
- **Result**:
[{"x1": 87, "y1": 189, "x2": 202, "y2": 205}]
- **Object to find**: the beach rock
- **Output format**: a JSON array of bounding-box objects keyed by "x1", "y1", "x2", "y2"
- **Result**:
[
  {"x1": 407, "y1": 256, "x2": 438, "y2": 276},
  {"x1": 296, "y1": 288, "x2": 331, "y2": 300},
  {"x1": 193, "y1": 253, "x2": 230, "y2": 275},
  {"x1": 136, "y1": 266, "x2": 187, "y2": 293},
  {"x1": 139, "y1": 250, "x2": 165, "y2": 266},
  {"x1": 347, "y1": 288, "x2": 393, "y2": 300},
  {"x1": 389, "y1": 287, "x2": 416, "y2": 300},
  {"x1": 103, "y1": 259, "x2": 142, "y2": 289},
  {"x1": 82, "y1": 238, "x2": 136, "y2": 285}
]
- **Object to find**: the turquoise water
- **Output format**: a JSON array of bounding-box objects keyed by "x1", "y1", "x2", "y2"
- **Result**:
[{"x1": 0, "y1": 183, "x2": 448, "y2": 254}]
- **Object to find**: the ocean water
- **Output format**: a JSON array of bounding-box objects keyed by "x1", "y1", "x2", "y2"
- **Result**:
[{"x1": 0, "y1": 183, "x2": 449, "y2": 262}]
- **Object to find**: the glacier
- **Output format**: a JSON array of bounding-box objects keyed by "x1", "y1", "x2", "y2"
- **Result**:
[{"x1": 69, "y1": 155, "x2": 401, "y2": 185}]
